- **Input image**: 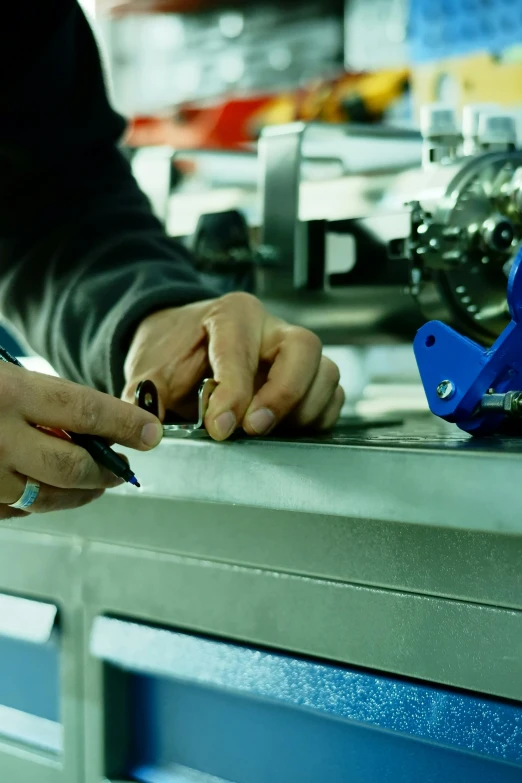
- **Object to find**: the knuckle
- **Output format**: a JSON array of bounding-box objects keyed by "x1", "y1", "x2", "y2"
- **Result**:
[
  {"x1": 67, "y1": 455, "x2": 93, "y2": 488},
  {"x1": 221, "y1": 291, "x2": 259, "y2": 311},
  {"x1": 53, "y1": 451, "x2": 92, "y2": 488},
  {"x1": 322, "y1": 357, "x2": 341, "y2": 387},
  {"x1": 207, "y1": 292, "x2": 261, "y2": 322},
  {"x1": 289, "y1": 326, "x2": 322, "y2": 354},
  {"x1": 72, "y1": 392, "x2": 101, "y2": 434},
  {"x1": 42, "y1": 381, "x2": 74, "y2": 410}
]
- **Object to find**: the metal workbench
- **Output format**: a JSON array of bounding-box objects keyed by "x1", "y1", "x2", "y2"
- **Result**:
[{"x1": 0, "y1": 417, "x2": 522, "y2": 782}]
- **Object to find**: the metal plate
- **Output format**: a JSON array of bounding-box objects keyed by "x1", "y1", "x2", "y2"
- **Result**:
[{"x1": 163, "y1": 379, "x2": 218, "y2": 438}]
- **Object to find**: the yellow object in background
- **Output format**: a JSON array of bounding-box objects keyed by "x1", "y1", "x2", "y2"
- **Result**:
[
  {"x1": 412, "y1": 52, "x2": 522, "y2": 112},
  {"x1": 300, "y1": 69, "x2": 410, "y2": 124},
  {"x1": 341, "y1": 68, "x2": 410, "y2": 121},
  {"x1": 252, "y1": 68, "x2": 410, "y2": 132}
]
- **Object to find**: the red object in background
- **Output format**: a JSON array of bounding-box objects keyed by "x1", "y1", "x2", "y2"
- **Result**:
[
  {"x1": 96, "y1": 0, "x2": 235, "y2": 15},
  {"x1": 124, "y1": 69, "x2": 409, "y2": 152},
  {"x1": 125, "y1": 96, "x2": 272, "y2": 151}
]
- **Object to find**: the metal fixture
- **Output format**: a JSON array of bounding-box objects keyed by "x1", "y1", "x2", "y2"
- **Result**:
[
  {"x1": 136, "y1": 378, "x2": 217, "y2": 437},
  {"x1": 420, "y1": 104, "x2": 461, "y2": 168}
]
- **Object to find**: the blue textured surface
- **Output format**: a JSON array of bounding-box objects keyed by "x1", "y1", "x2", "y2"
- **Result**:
[
  {"x1": 0, "y1": 634, "x2": 59, "y2": 722},
  {"x1": 95, "y1": 618, "x2": 522, "y2": 765},
  {"x1": 415, "y1": 245, "x2": 522, "y2": 433},
  {"x1": 126, "y1": 677, "x2": 522, "y2": 783},
  {"x1": 410, "y1": 0, "x2": 522, "y2": 63},
  {"x1": 94, "y1": 619, "x2": 522, "y2": 780},
  {"x1": 129, "y1": 675, "x2": 522, "y2": 783}
]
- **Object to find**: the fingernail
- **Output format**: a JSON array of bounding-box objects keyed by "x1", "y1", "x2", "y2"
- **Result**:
[
  {"x1": 214, "y1": 411, "x2": 236, "y2": 440},
  {"x1": 247, "y1": 408, "x2": 276, "y2": 435},
  {"x1": 141, "y1": 422, "x2": 163, "y2": 448}
]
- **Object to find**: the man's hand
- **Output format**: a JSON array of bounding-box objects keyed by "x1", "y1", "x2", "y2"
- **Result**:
[
  {"x1": 0, "y1": 363, "x2": 163, "y2": 519},
  {"x1": 122, "y1": 293, "x2": 344, "y2": 441}
]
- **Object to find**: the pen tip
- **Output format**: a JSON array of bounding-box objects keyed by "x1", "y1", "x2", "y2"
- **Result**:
[{"x1": 129, "y1": 476, "x2": 141, "y2": 488}]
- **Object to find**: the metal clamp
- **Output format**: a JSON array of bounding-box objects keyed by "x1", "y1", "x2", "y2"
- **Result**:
[{"x1": 136, "y1": 379, "x2": 217, "y2": 438}]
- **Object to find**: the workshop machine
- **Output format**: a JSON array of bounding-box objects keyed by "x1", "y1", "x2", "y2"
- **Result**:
[
  {"x1": 395, "y1": 106, "x2": 522, "y2": 436},
  {"x1": 163, "y1": 104, "x2": 522, "y2": 436}
]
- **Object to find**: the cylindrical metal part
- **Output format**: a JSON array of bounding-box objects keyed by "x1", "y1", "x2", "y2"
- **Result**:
[
  {"x1": 462, "y1": 103, "x2": 498, "y2": 156},
  {"x1": 420, "y1": 104, "x2": 461, "y2": 168},
  {"x1": 481, "y1": 214, "x2": 515, "y2": 252},
  {"x1": 478, "y1": 113, "x2": 517, "y2": 151}
]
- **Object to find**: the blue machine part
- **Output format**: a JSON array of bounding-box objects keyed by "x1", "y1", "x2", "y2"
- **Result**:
[
  {"x1": 415, "y1": 244, "x2": 522, "y2": 434},
  {"x1": 409, "y1": 0, "x2": 522, "y2": 64},
  {"x1": 92, "y1": 618, "x2": 522, "y2": 782}
]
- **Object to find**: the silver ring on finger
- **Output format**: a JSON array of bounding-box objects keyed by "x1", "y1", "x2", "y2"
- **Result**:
[{"x1": 9, "y1": 478, "x2": 41, "y2": 511}]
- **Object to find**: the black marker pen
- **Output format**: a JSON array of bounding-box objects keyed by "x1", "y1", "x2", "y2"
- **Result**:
[{"x1": 0, "y1": 346, "x2": 141, "y2": 488}]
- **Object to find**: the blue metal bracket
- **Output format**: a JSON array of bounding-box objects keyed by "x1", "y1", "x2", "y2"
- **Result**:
[{"x1": 415, "y1": 246, "x2": 522, "y2": 435}]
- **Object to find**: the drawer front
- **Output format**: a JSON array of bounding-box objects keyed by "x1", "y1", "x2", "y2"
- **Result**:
[
  {"x1": 92, "y1": 617, "x2": 522, "y2": 783},
  {"x1": 0, "y1": 594, "x2": 61, "y2": 753}
]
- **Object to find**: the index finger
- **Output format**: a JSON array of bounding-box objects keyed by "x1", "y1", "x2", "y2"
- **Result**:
[
  {"x1": 19, "y1": 371, "x2": 163, "y2": 451},
  {"x1": 203, "y1": 293, "x2": 263, "y2": 440}
]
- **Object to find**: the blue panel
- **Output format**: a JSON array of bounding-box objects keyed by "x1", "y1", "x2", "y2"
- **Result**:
[
  {"x1": 0, "y1": 634, "x2": 59, "y2": 722},
  {"x1": 409, "y1": 0, "x2": 522, "y2": 63},
  {"x1": 94, "y1": 619, "x2": 522, "y2": 768},
  {"x1": 95, "y1": 619, "x2": 522, "y2": 782},
  {"x1": 129, "y1": 676, "x2": 522, "y2": 783}
]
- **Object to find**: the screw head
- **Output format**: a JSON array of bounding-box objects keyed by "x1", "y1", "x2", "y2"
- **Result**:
[{"x1": 436, "y1": 380, "x2": 455, "y2": 400}]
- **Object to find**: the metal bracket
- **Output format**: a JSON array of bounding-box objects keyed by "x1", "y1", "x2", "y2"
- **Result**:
[
  {"x1": 258, "y1": 123, "x2": 309, "y2": 294},
  {"x1": 136, "y1": 379, "x2": 217, "y2": 438}
]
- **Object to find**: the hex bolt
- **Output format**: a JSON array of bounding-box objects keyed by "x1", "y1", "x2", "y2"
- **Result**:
[{"x1": 436, "y1": 380, "x2": 455, "y2": 400}]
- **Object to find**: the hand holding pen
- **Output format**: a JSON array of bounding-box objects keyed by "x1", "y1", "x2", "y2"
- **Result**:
[{"x1": 0, "y1": 347, "x2": 163, "y2": 516}]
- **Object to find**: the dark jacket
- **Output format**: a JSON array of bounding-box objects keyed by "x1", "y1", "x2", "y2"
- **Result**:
[{"x1": 0, "y1": 0, "x2": 215, "y2": 395}]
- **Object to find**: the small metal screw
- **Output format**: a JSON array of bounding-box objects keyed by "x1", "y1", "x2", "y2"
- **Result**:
[{"x1": 437, "y1": 380, "x2": 455, "y2": 400}]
